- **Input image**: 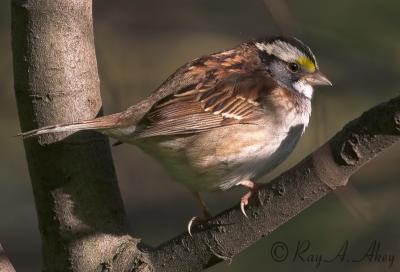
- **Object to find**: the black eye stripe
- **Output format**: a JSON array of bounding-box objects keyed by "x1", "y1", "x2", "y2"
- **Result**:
[
  {"x1": 257, "y1": 49, "x2": 304, "y2": 74},
  {"x1": 258, "y1": 50, "x2": 289, "y2": 66}
]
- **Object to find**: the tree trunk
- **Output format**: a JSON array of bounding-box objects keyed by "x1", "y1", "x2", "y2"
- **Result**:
[{"x1": 11, "y1": 0, "x2": 145, "y2": 271}]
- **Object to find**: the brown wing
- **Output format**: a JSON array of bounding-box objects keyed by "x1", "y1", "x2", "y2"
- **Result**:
[
  {"x1": 117, "y1": 47, "x2": 247, "y2": 125},
  {"x1": 135, "y1": 71, "x2": 276, "y2": 138},
  {"x1": 117, "y1": 43, "x2": 265, "y2": 127}
]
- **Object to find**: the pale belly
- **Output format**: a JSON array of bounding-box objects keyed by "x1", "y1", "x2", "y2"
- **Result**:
[{"x1": 135, "y1": 123, "x2": 305, "y2": 192}]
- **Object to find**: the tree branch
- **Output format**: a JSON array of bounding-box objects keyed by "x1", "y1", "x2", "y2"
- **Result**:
[
  {"x1": 0, "y1": 244, "x2": 16, "y2": 272},
  {"x1": 146, "y1": 95, "x2": 400, "y2": 271}
]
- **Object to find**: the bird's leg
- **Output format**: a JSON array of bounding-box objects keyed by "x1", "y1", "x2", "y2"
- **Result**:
[
  {"x1": 192, "y1": 192, "x2": 212, "y2": 218},
  {"x1": 188, "y1": 192, "x2": 211, "y2": 236},
  {"x1": 238, "y1": 180, "x2": 258, "y2": 217}
]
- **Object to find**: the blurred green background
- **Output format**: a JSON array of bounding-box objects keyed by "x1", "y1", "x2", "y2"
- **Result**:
[{"x1": 1, "y1": 0, "x2": 399, "y2": 271}]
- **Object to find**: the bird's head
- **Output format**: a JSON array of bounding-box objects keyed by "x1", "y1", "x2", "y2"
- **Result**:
[{"x1": 254, "y1": 36, "x2": 332, "y2": 99}]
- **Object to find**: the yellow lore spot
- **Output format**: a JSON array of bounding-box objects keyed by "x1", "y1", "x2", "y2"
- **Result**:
[{"x1": 296, "y1": 56, "x2": 316, "y2": 72}]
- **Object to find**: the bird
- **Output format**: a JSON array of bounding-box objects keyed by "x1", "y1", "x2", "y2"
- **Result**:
[{"x1": 19, "y1": 36, "x2": 332, "y2": 235}]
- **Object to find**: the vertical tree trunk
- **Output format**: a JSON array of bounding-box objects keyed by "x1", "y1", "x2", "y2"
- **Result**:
[{"x1": 11, "y1": 0, "x2": 142, "y2": 271}]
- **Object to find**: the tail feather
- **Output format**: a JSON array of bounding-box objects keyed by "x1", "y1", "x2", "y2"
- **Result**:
[{"x1": 18, "y1": 113, "x2": 122, "y2": 139}]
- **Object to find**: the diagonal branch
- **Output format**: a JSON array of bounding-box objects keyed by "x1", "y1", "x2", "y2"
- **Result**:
[
  {"x1": 0, "y1": 244, "x2": 16, "y2": 272},
  {"x1": 145, "y1": 95, "x2": 400, "y2": 271}
]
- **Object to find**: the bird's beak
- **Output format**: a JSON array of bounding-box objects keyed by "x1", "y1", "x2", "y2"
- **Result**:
[{"x1": 305, "y1": 71, "x2": 332, "y2": 86}]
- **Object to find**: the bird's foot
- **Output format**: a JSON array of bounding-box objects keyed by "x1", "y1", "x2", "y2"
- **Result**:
[
  {"x1": 238, "y1": 180, "x2": 258, "y2": 218},
  {"x1": 188, "y1": 192, "x2": 212, "y2": 236},
  {"x1": 187, "y1": 215, "x2": 210, "y2": 236}
]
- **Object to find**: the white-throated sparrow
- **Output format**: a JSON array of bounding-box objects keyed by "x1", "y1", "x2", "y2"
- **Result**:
[{"x1": 20, "y1": 36, "x2": 331, "y2": 233}]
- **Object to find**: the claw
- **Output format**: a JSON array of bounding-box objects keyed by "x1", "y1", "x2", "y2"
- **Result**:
[
  {"x1": 188, "y1": 216, "x2": 197, "y2": 236},
  {"x1": 240, "y1": 200, "x2": 248, "y2": 218},
  {"x1": 238, "y1": 180, "x2": 258, "y2": 218},
  {"x1": 188, "y1": 192, "x2": 212, "y2": 237}
]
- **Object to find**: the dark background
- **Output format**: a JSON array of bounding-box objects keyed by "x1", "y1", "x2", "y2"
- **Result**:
[{"x1": 1, "y1": 0, "x2": 399, "y2": 271}]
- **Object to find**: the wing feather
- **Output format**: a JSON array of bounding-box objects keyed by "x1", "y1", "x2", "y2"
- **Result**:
[
  {"x1": 135, "y1": 113, "x2": 226, "y2": 138},
  {"x1": 134, "y1": 51, "x2": 276, "y2": 138}
]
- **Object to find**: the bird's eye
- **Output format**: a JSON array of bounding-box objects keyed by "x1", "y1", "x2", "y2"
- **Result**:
[{"x1": 288, "y1": 62, "x2": 299, "y2": 72}]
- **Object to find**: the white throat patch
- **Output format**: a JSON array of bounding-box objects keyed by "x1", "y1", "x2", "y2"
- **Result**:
[{"x1": 293, "y1": 80, "x2": 314, "y2": 99}]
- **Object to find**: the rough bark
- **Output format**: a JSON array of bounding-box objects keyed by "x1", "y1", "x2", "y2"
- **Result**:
[
  {"x1": 11, "y1": 0, "x2": 400, "y2": 271},
  {"x1": 146, "y1": 95, "x2": 400, "y2": 271},
  {"x1": 11, "y1": 0, "x2": 147, "y2": 271},
  {"x1": 0, "y1": 244, "x2": 16, "y2": 272}
]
